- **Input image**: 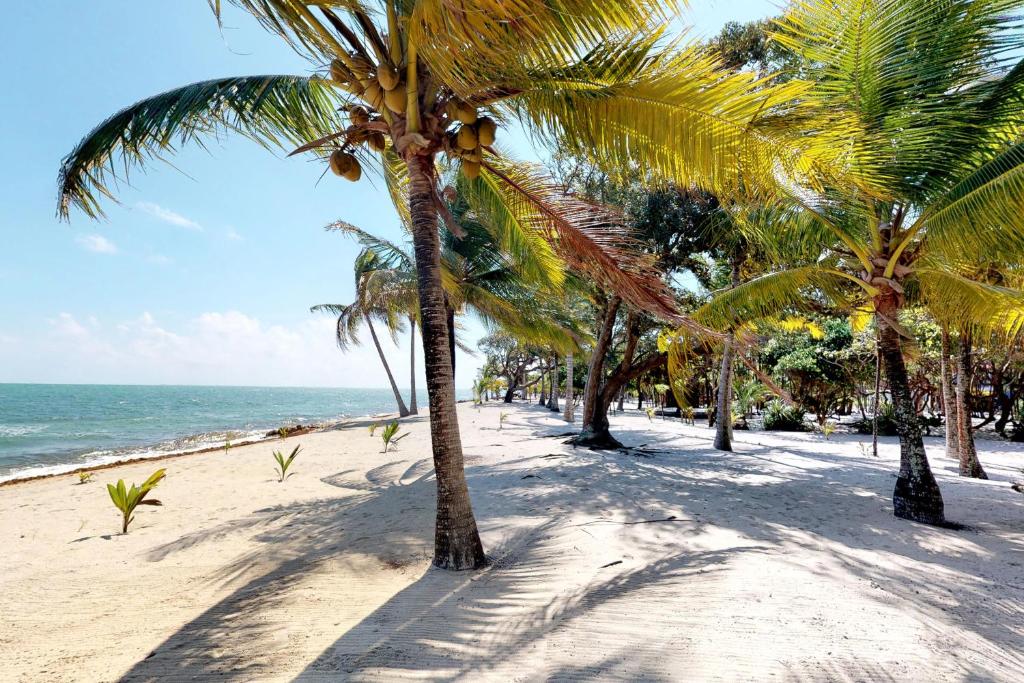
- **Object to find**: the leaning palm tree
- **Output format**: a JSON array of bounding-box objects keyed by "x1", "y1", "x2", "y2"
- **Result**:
[
  {"x1": 312, "y1": 247, "x2": 414, "y2": 416},
  {"x1": 57, "y1": 0, "x2": 821, "y2": 568},
  {"x1": 671, "y1": 0, "x2": 1024, "y2": 526}
]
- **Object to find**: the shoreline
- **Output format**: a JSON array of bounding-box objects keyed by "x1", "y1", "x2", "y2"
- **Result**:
[{"x1": 0, "y1": 411, "x2": 403, "y2": 488}]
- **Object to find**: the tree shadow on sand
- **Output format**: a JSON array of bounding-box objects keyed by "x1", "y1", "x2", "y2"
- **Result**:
[{"x1": 118, "y1": 403, "x2": 1023, "y2": 681}]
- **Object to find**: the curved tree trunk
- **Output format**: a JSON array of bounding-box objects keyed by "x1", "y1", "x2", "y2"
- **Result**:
[
  {"x1": 364, "y1": 311, "x2": 410, "y2": 417},
  {"x1": 579, "y1": 296, "x2": 621, "y2": 442},
  {"x1": 940, "y1": 328, "x2": 958, "y2": 461},
  {"x1": 409, "y1": 318, "x2": 418, "y2": 414},
  {"x1": 955, "y1": 330, "x2": 988, "y2": 479},
  {"x1": 877, "y1": 306, "x2": 945, "y2": 525},
  {"x1": 407, "y1": 154, "x2": 485, "y2": 569},
  {"x1": 714, "y1": 336, "x2": 735, "y2": 451},
  {"x1": 563, "y1": 352, "x2": 575, "y2": 422}
]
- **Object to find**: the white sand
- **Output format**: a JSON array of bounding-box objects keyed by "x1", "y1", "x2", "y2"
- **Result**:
[{"x1": 1, "y1": 402, "x2": 1022, "y2": 682}]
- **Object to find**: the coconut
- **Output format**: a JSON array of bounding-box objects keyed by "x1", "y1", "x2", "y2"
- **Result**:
[
  {"x1": 462, "y1": 160, "x2": 481, "y2": 180},
  {"x1": 384, "y1": 86, "x2": 407, "y2": 114},
  {"x1": 477, "y1": 117, "x2": 497, "y2": 146},
  {"x1": 362, "y1": 80, "x2": 385, "y2": 109},
  {"x1": 368, "y1": 132, "x2": 387, "y2": 152},
  {"x1": 349, "y1": 53, "x2": 374, "y2": 76},
  {"x1": 463, "y1": 147, "x2": 483, "y2": 163},
  {"x1": 342, "y1": 158, "x2": 362, "y2": 182},
  {"x1": 456, "y1": 125, "x2": 478, "y2": 151},
  {"x1": 377, "y1": 63, "x2": 400, "y2": 91},
  {"x1": 349, "y1": 105, "x2": 370, "y2": 126},
  {"x1": 329, "y1": 150, "x2": 356, "y2": 177},
  {"x1": 455, "y1": 102, "x2": 478, "y2": 124}
]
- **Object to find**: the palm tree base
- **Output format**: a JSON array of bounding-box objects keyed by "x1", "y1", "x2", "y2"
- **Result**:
[
  {"x1": 432, "y1": 539, "x2": 488, "y2": 570},
  {"x1": 893, "y1": 476, "x2": 946, "y2": 526}
]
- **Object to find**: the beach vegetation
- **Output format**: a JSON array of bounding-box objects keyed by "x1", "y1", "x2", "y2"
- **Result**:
[
  {"x1": 380, "y1": 420, "x2": 407, "y2": 453},
  {"x1": 78, "y1": 471, "x2": 94, "y2": 484},
  {"x1": 273, "y1": 445, "x2": 301, "y2": 482},
  {"x1": 107, "y1": 469, "x2": 166, "y2": 534}
]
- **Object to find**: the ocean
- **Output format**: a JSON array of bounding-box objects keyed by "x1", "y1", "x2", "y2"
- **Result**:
[{"x1": 0, "y1": 384, "x2": 458, "y2": 482}]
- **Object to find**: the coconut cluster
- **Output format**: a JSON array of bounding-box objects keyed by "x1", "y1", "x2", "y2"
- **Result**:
[
  {"x1": 447, "y1": 101, "x2": 497, "y2": 180},
  {"x1": 326, "y1": 54, "x2": 498, "y2": 183}
]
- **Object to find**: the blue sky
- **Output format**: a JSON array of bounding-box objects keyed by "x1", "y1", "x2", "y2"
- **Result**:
[{"x1": 0, "y1": 0, "x2": 779, "y2": 389}]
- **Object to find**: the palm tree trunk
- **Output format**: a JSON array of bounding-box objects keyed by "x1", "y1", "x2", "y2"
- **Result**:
[
  {"x1": 714, "y1": 337, "x2": 735, "y2": 451},
  {"x1": 364, "y1": 311, "x2": 410, "y2": 418},
  {"x1": 940, "y1": 328, "x2": 958, "y2": 461},
  {"x1": 876, "y1": 305, "x2": 945, "y2": 525},
  {"x1": 446, "y1": 302, "x2": 456, "y2": 376},
  {"x1": 538, "y1": 366, "x2": 547, "y2": 405},
  {"x1": 549, "y1": 354, "x2": 560, "y2": 411},
  {"x1": 563, "y1": 352, "x2": 575, "y2": 422},
  {"x1": 407, "y1": 154, "x2": 485, "y2": 570},
  {"x1": 955, "y1": 330, "x2": 988, "y2": 479},
  {"x1": 714, "y1": 258, "x2": 741, "y2": 451},
  {"x1": 409, "y1": 318, "x2": 418, "y2": 414}
]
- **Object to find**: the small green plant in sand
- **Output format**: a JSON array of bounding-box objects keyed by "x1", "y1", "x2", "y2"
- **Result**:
[
  {"x1": 78, "y1": 471, "x2": 94, "y2": 484},
  {"x1": 273, "y1": 445, "x2": 301, "y2": 482},
  {"x1": 821, "y1": 421, "x2": 837, "y2": 440},
  {"x1": 645, "y1": 407, "x2": 656, "y2": 422},
  {"x1": 681, "y1": 407, "x2": 695, "y2": 425},
  {"x1": 107, "y1": 469, "x2": 166, "y2": 534},
  {"x1": 381, "y1": 420, "x2": 407, "y2": 453},
  {"x1": 498, "y1": 412, "x2": 508, "y2": 430},
  {"x1": 369, "y1": 422, "x2": 380, "y2": 436},
  {"x1": 277, "y1": 427, "x2": 289, "y2": 439}
]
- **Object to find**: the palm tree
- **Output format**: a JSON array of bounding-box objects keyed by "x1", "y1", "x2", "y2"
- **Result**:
[
  {"x1": 676, "y1": 0, "x2": 1024, "y2": 525},
  {"x1": 57, "y1": 0, "x2": 820, "y2": 568},
  {"x1": 312, "y1": 245, "x2": 415, "y2": 416}
]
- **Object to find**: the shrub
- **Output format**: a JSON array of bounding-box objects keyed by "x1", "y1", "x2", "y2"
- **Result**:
[
  {"x1": 273, "y1": 445, "x2": 301, "y2": 482},
  {"x1": 107, "y1": 469, "x2": 166, "y2": 534},
  {"x1": 762, "y1": 400, "x2": 808, "y2": 431}
]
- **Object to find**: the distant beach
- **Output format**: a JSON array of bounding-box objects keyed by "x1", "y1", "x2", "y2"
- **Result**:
[{"x1": 0, "y1": 384, "x2": 460, "y2": 483}]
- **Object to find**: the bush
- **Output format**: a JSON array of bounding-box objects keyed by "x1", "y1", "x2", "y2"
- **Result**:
[
  {"x1": 854, "y1": 403, "x2": 940, "y2": 436},
  {"x1": 761, "y1": 400, "x2": 808, "y2": 431}
]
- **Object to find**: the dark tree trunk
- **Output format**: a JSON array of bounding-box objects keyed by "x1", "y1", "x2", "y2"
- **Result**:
[
  {"x1": 364, "y1": 310, "x2": 410, "y2": 417},
  {"x1": 955, "y1": 330, "x2": 988, "y2": 479},
  {"x1": 407, "y1": 154, "x2": 485, "y2": 569},
  {"x1": 538, "y1": 366, "x2": 547, "y2": 405},
  {"x1": 940, "y1": 328, "x2": 958, "y2": 461},
  {"x1": 579, "y1": 296, "x2": 621, "y2": 439},
  {"x1": 637, "y1": 393, "x2": 643, "y2": 410},
  {"x1": 876, "y1": 304, "x2": 945, "y2": 526},
  {"x1": 409, "y1": 318, "x2": 418, "y2": 414}
]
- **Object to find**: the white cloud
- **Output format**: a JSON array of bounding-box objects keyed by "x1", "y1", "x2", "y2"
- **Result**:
[
  {"x1": 76, "y1": 234, "x2": 118, "y2": 254},
  {"x1": 225, "y1": 228, "x2": 243, "y2": 241},
  {"x1": 136, "y1": 201, "x2": 203, "y2": 231},
  {"x1": 2, "y1": 311, "x2": 483, "y2": 389},
  {"x1": 147, "y1": 253, "x2": 174, "y2": 266}
]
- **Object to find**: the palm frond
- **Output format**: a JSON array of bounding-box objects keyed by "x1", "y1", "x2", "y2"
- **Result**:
[
  {"x1": 918, "y1": 267, "x2": 1024, "y2": 338},
  {"x1": 326, "y1": 220, "x2": 415, "y2": 270},
  {"x1": 58, "y1": 75, "x2": 340, "y2": 219}
]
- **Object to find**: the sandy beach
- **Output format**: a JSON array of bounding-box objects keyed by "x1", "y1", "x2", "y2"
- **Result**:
[{"x1": 2, "y1": 401, "x2": 1022, "y2": 682}]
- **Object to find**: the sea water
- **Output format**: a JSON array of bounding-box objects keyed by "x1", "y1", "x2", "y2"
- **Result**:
[{"x1": 0, "y1": 384, "x2": 453, "y2": 482}]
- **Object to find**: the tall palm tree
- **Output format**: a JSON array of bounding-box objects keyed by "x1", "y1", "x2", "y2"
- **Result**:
[
  {"x1": 57, "y1": 0, "x2": 820, "y2": 568},
  {"x1": 673, "y1": 0, "x2": 1024, "y2": 526}
]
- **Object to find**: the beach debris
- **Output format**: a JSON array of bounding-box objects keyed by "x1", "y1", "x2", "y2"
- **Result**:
[
  {"x1": 600, "y1": 560, "x2": 623, "y2": 569},
  {"x1": 273, "y1": 445, "x2": 301, "y2": 483},
  {"x1": 1012, "y1": 482, "x2": 1024, "y2": 495},
  {"x1": 267, "y1": 424, "x2": 313, "y2": 439},
  {"x1": 107, "y1": 469, "x2": 166, "y2": 534},
  {"x1": 381, "y1": 420, "x2": 408, "y2": 453}
]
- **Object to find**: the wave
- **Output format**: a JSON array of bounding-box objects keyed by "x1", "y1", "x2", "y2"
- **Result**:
[
  {"x1": 0, "y1": 427, "x2": 272, "y2": 484},
  {"x1": 0, "y1": 424, "x2": 48, "y2": 437}
]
